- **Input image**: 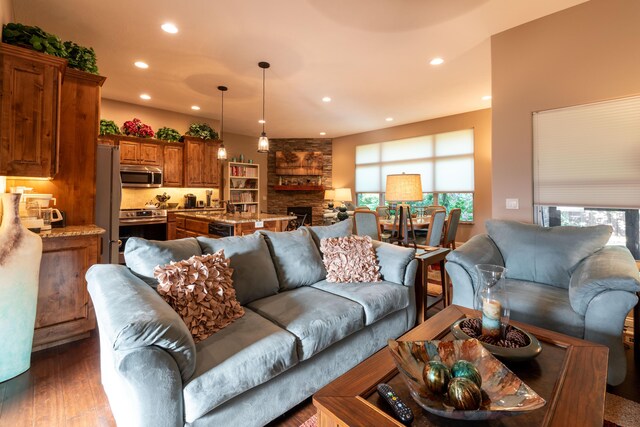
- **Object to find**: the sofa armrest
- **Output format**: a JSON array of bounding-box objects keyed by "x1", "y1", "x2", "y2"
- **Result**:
[
  {"x1": 372, "y1": 240, "x2": 416, "y2": 286},
  {"x1": 569, "y1": 246, "x2": 640, "y2": 316},
  {"x1": 86, "y1": 264, "x2": 196, "y2": 382},
  {"x1": 446, "y1": 234, "x2": 503, "y2": 286}
]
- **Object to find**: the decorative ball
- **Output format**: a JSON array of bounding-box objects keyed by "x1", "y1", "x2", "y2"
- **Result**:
[
  {"x1": 422, "y1": 361, "x2": 451, "y2": 395},
  {"x1": 451, "y1": 360, "x2": 482, "y2": 388},
  {"x1": 448, "y1": 377, "x2": 482, "y2": 410}
]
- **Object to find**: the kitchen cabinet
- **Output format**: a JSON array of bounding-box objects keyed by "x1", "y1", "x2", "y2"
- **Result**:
[
  {"x1": 183, "y1": 137, "x2": 220, "y2": 188},
  {"x1": 163, "y1": 143, "x2": 184, "y2": 187},
  {"x1": 167, "y1": 212, "x2": 177, "y2": 240},
  {"x1": 0, "y1": 44, "x2": 66, "y2": 177},
  {"x1": 119, "y1": 138, "x2": 161, "y2": 166},
  {"x1": 33, "y1": 234, "x2": 100, "y2": 350}
]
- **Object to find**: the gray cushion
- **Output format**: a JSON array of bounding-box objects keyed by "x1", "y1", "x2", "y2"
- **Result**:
[
  {"x1": 197, "y1": 234, "x2": 280, "y2": 305},
  {"x1": 304, "y1": 220, "x2": 353, "y2": 248},
  {"x1": 258, "y1": 228, "x2": 326, "y2": 290},
  {"x1": 182, "y1": 309, "x2": 297, "y2": 423},
  {"x1": 247, "y1": 287, "x2": 365, "y2": 361},
  {"x1": 506, "y1": 278, "x2": 585, "y2": 339},
  {"x1": 486, "y1": 220, "x2": 612, "y2": 288},
  {"x1": 124, "y1": 237, "x2": 202, "y2": 286},
  {"x1": 311, "y1": 280, "x2": 410, "y2": 325},
  {"x1": 371, "y1": 240, "x2": 415, "y2": 285}
]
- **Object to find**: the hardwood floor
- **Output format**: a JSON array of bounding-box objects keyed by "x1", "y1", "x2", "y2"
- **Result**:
[{"x1": 1, "y1": 302, "x2": 638, "y2": 426}]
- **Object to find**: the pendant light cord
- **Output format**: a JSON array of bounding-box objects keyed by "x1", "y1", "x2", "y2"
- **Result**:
[
  {"x1": 221, "y1": 89, "x2": 224, "y2": 140},
  {"x1": 262, "y1": 67, "x2": 266, "y2": 134}
]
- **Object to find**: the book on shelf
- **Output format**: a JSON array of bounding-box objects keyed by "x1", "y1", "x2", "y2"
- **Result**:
[{"x1": 230, "y1": 165, "x2": 258, "y2": 177}]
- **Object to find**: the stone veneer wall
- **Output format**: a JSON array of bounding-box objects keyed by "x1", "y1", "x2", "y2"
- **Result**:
[{"x1": 267, "y1": 138, "x2": 332, "y2": 225}]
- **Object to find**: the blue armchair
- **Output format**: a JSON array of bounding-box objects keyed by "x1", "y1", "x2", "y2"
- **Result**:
[{"x1": 445, "y1": 220, "x2": 640, "y2": 385}]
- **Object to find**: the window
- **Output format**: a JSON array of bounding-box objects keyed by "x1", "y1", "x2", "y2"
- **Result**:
[
  {"x1": 355, "y1": 129, "x2": 474, "y2": 221},
  {"x1": 533, "y1": 96, "x2": 640, "y2": 258}
]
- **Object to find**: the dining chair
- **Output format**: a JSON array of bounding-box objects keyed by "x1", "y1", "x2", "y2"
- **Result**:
[
  {"x1": 422, "y1": 208, "x2": 447, "y2": 248},
  {"x1": 442, "y1": 208, "x2": 461, "y2": 249},
  {"x1": 415, "y1": 206, "x2": 445, "y2": 245},
  {"x1": 355, "y1": 206, "x2": 371, "y2": 211},
  {"x1": 353, "y1": 210, "x2": 381, "y2": 240}
]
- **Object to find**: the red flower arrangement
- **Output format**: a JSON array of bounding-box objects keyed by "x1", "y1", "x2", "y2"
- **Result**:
[{"x1": 122, "y1": 118, "x2": 155, "y2": 138}]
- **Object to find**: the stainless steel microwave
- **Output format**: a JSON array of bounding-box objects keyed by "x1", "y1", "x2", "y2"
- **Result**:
[{"x1": 120, "y1": 165, "x2": 163, "y2": 188}]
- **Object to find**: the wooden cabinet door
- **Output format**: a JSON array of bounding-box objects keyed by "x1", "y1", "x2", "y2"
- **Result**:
[
  {"x1": 184, "y1": 140, "x2": 204, "y2": 187},
  {"x1": 140, "y1": 142, "x2": 161, "y2": 166},
  {"x1": 176, "y1": 228, "x2": 187, "y2": 239},
  {"x1": 163, "y1": 144, "x2": 183, "y2": 187},
  {"x1": 0, "y1": 45, "x2": 65, "y2": 177},
  {"x1": 203, "y1": 142, "x2": 220, "y2": 187},
  {"x1": 119, "y1": 141, "x2": 140, "y2": 164}
]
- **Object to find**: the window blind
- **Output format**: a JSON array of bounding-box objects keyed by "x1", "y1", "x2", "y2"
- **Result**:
[
  {"x1": 355, "y1": 129, "x2": 474, "y2": 193},
  {"x1": 533, "y1": 95, "x2": 640, "y2": 208}
]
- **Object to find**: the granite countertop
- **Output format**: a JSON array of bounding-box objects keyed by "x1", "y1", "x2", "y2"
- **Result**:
[
  {"x1": 175, "y1": 212, "x2": 297, "y2": 224},
  {"x1": 39, "y1": 225, "x2": 106, "y2": 239},
  {"x1": 165, "y1": 207, "x2": 225, "y2": 212}
]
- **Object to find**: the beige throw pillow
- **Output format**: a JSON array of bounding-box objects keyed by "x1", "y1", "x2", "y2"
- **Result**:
[
  {"x1": 320, "y1": 235, "x2": 381, "y2": 283},
  {"x1": 154, "y1": 250, "x2": 244, "y2": 343}
]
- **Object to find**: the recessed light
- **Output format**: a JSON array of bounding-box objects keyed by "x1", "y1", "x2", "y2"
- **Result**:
[
  {"x1": 191, "y1": 105, "x2": 201, "y2": 110},
  {"x1": 161, "y1": 23, "x2": 178, "y2": 34},
  {"x1": 258, "y1": 119, "x2": 266, "y2": 124},
  {"x1": 140, "y1": 94, "x2": 151, "y2": 100},
  {"x1": 322, "y1": 96, "x2": 332, "y2": 103},
  {"x1": 430, "y1": 57, "x2": 444, "y2": 65},
  {"x1": 385, "y1": 117, "x2": 394, "y2": 122},
  {"x1": 482, "y1": 95, "x2": 492, "y2": 101},
  {"x1": 134, "y1": 61, "x2": 149, "y2": 69},
  {"x1": 320, "y1": 132, "x2": 326, "y2": 136}
]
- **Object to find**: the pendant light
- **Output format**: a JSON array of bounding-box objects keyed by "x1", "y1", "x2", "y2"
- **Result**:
[
  {"x1": 217, "y1": 85, "x2": 228, "y2": 160},
  {"x1": 257, "y1": 61, "x2": 270, "y2": 153}
]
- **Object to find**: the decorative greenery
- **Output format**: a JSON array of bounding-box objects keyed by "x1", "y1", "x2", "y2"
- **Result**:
[
  {"x1": 2, "y1": 23, "x2": 99, "y2": 74},
  {"x1": 186, "y1": 123, "x2": 218, "y2": 140},
  {"x1": 122, "y1": 118, "x2": 154, "y2": 138},
  {"x1": 99, "y1": 119, "x2": 121, "y2": 136},
  {"x1": 156, "y1": 127, "x2": 182, "y2": 142},
  {"x1": 63, "y1": 41, "x2": 98, "y2": 74}
]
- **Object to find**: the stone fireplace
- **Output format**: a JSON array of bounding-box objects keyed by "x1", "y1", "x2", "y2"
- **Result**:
[
  {"x1": 267, "y1": 138, "x2": 332, "y2": 225},
  {"x1": 287, "y1": 206, "x2": 313, "y2": 226}
]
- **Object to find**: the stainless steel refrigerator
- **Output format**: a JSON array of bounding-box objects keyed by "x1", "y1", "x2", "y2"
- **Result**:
[{"x1": 95, "y1": 144, "x2": 121, "y2": 264}]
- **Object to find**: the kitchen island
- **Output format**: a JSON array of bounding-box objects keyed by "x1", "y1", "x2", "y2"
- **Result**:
[{"x1": 174, "y1": 212, "x2": 296, "y2": 238}]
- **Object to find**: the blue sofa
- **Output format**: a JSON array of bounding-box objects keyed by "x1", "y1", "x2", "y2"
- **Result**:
[
  {"x1": 86, "y1": 221, "x2": 417, "y2": 426},
  {"x1": 445, "y1": 219, "x2": 640, "y2": 386}
]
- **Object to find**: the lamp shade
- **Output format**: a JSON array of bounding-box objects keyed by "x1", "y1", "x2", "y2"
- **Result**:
[
  {"x1": 385, "y1": 174, "x2": 422, "y2": 201},
  {"x1": 334, "y1": 188, "x2": 352, "y2": 202},
  {"x1": 324, "y1": 189, "x2": 335, "y2": 200}
]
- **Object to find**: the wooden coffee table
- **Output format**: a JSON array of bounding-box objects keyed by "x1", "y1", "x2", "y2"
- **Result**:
[{"x1": 313, "y1": 305, "x2": 608, "y2": 427}]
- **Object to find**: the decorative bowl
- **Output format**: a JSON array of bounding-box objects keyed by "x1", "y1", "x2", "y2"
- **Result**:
[
  {"x1": 450, "y1": 319, "x2": 542, "y2": 361},
  {"x1": 387, "y1": 339, "x2": 546, "y2": 420}
]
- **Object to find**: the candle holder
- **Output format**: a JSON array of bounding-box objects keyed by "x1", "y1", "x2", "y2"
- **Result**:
[{"x1": 473, "y1": 264, "x2": 509, "y2": 339}]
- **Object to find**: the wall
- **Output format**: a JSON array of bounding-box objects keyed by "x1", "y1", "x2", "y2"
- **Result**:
[
  {"x1": 102, "y1": 99, "x2": 268, "y2": 212},
  {"x1": 267, "y1": 139, "x2": 332, "y2": 225},
  {"x1": 491, "y1": 0, "x2": 640, "y2": 222},
  {"x1": 333, "y1": 109, "x2": 491, "y2": 241},
  {"x1": 0, "y1": 0, "x2": 13, "y2": 25}
]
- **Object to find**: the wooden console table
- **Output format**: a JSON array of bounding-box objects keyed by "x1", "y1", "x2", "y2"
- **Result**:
[{"x1": 414, "y1": 247, "x2": 450, "y2": 325}]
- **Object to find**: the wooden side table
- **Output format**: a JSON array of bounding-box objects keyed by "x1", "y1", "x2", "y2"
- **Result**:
[{"x1": 413, "y1": 247, "x2": 450, "y2": 325}]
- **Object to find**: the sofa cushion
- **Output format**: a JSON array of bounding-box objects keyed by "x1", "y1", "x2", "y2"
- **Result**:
[
  {"x1": 197, "y1": 234, "x2": 280, "y2": 304},
  {"x1": 154, "y1": 251, "x2": 244, "y2": 343},
  {"x1": 320, "y1": 235, "x2": 381, "y2": 283},
  {"x1": 304, "y1": 219, "x2": 353, "y2": 249},
  {"x1": 505, "y1": 278, "x2": 585, "y2": 339},
  {"x1": 486, "y1": 220, "x2": 612, "y2": 288},
  {"x1": 258, "y1": 228, "x2": 326, "y2": 290},
  {"x1": 371, "y1": 240, "x2": 415, "y2": 285},
  {"x1": 182, "y1": 309, "x2": 298, "y2": 423},
  {"x1": 124, "y1": 237, "x2": 202, "y2": 286},
  {"x1": 247, "y1": 287, "x2": 364, "y2": 361},
  {"x1": 311, "y1": 280, "x2": 409, "y2": 325}
]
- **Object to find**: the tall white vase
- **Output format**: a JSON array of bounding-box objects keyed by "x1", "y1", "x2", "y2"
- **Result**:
[{"x1": 0, "y1": 193, "x2": 42, "y2": 382}]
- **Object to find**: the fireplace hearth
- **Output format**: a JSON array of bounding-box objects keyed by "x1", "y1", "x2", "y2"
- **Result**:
[{"x1": 287, "y1": 206, "x2": 312, "y2": 226}]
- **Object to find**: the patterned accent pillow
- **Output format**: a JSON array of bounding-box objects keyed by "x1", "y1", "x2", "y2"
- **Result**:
[
  {"x1": 154, "y1": 250, "x2": 244, "y2": 343},
  {"x1": 320, "y1": 235, "x2": 381, "y2": 283}
]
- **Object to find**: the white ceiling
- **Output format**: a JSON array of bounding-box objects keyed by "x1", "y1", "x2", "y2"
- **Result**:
[{"x1": 15, "y1": 0, "x2": 586, "y2": 138}]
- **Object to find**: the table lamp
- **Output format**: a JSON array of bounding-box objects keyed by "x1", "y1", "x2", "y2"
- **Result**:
[
  {"x1": 385, "y1": 173, "x2": 422, "y2": 247},
  {"x1": 334, "y1": 188, "x2": 352, "y2": 221},
  {"x1": 324, "y1": 189, "x2": 335, "y2": 210}
]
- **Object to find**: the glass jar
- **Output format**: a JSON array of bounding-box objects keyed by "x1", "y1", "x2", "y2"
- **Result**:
[{"x1": 474, "y1": 264, "x2": 509, "y2": 338}]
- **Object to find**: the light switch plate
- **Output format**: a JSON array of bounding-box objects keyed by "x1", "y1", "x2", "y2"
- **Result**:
[{"x1": 506, "y1": 198, "x2": 519, "y2": 209}]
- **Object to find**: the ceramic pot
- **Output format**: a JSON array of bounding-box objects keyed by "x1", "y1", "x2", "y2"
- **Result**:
[{"x1": 0, "y1": 193, "x2": 43, "y2": 382}]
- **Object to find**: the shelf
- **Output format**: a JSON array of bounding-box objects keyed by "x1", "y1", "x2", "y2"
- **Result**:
[
  {"x1": 273, "y1": 185, "x2": 325, "y2": 191},
  {"x1": 230, "y1": 202, "x2": 258, "y2": 204},
  {"x1": 230, "y1": 176, "x2": 258, "y2": 179},
  {"x1": 229, "y1": 162, "x2": 258, "y2": 166},
  {"x1": 230, "y1": 188, "x2": 258, "y2": 191}
]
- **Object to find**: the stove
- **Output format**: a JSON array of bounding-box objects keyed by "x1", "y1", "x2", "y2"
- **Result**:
[{"x1": 119, "y1": 208, "x2": 167, "y2": 225}]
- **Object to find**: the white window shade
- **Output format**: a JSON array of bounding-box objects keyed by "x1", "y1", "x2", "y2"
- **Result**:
[
  {"x1": 533, "y1": 96, "x2": 640, "y2": 208},
  {"x1": 435, "y1": 157, "x2": 474, "y2": 192},
  {"x1": 355, "y1": 165, "x2": 380, "y2": 192}
]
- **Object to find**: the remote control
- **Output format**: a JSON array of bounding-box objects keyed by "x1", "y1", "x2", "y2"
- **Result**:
[{"x1": 377, "y1": 383, "x2": 414, "y2": 425}]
